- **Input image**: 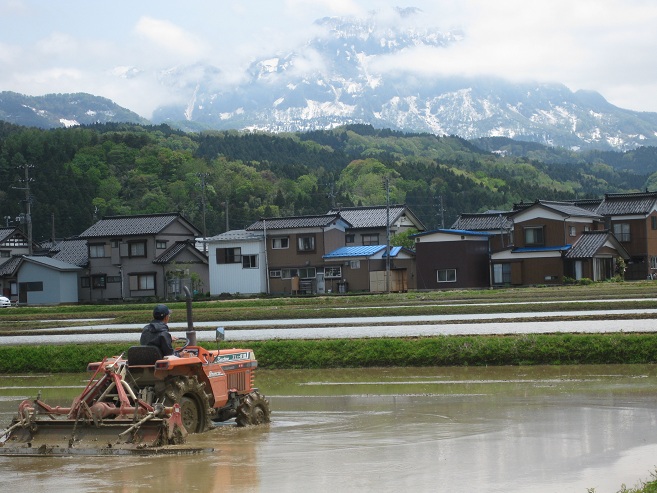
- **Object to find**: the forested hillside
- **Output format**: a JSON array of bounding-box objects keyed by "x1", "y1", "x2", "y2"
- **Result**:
[{"x1": 0, "y1": 122, "x2": 654, "y2": 243}]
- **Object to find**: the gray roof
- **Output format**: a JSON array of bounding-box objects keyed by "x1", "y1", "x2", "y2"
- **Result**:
[
  {"x1": 565, "y1": 231, "x2": 629, "y2": 259},
  {"x1": 21, "y1": 255, "x2": 82, "y2": 271},
  {"x1": 206, "y1": 230, "x2": 264, "y2": 242},
  {"x1": 0, "y1": 255, "x2": 21, "y2": 276},
  {"x1": 596, "y1": 192, "x2": 657, "y2": 216},
  {"x1": 247, "y1": 214, "x2": 347, "y2": 231},
  {"x1": 153, "y1": 240, "x2": 207, "y2": 264},
  {"x1": 0, "y1": 228, "x2": 14, "y2": 243},
  {"x1": 79, "y1": 213, "x2": 199, "y2": 238},
  {"x1": 49, "y1": 239, "x2": 88, "y2": 267},
  {"x1": 513, "y1": 201, "x2": 602, "y2": 219},
  {"x1": 328, "y1": 205, "x2": 416, "y2": 229},
  {"x1": 451, "y1": 212, "x2": 513, "y2": 231}
]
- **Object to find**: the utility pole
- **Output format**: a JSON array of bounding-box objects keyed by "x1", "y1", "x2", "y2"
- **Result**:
[
  {"x1": 12, "y1": 163, "x2": 34, "y2": 254},
  {"x1": 385, "y1": 176, "x2": 391, "y2": 294},
  {"x1": 196, "y1": 173, "x2": 209, "y2": 253}
]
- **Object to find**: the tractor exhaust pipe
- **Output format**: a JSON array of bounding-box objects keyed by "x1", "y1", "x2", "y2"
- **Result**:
[{"x1": 182, "y1": 286, "x2": 197, "y2": 346}]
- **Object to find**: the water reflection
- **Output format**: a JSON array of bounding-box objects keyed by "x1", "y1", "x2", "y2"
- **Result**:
[{"x1": 1, "y1": 365, "x2": 657, "y2": 492}]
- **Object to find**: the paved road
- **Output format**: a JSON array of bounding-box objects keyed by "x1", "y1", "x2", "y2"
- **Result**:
[{"x1": 2, "y1": 307, "x2": 656, "y2": 345}]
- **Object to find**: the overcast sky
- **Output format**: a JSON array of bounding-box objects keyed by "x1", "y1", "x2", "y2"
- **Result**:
[{"x1": 1, "y1": 0, "x2": 657, "y2": 118}]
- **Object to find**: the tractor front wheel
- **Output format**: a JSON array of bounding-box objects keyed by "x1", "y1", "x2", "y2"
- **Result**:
[
  {"x1": 160, "y1": 376, "x2": 211, "y2": 433},
  {"x1": 236, "y1": 391, "x2": 271, "y2": 427}
]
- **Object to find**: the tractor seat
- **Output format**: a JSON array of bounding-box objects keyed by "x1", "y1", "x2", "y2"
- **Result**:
[{"x1": 127, "y1": 346, "x2": 163, "y2": 366}]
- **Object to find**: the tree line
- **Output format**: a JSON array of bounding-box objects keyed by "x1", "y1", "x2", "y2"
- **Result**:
[{"x1": 0, "y1": 122, "x2": 653, "y2": 244}]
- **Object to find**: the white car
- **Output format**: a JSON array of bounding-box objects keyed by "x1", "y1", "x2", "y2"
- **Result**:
[{"x1": 0, "y1": 296, "x2": 11, "y2": 308}]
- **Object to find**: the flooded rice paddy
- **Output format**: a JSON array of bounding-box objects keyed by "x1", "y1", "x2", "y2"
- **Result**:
[{"x1": 1, "y1": 365, "x2": 657, "y2": 492}]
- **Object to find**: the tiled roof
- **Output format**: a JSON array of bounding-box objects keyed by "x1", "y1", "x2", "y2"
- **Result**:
[
  {"x1": 153, "y1": 240, "x2": 206, "y2": 264},
  {"x1": 596, "y1": 192, "x2": 657, "y2": 216},
  {"x1": 247, "y1": 214, "x2": 347, "y2": 231},
  {"x1": 538, "y1": 201, "x2": 602, "y2": 218},
  {"x1": 206, "y1": 230, "x2": 264, "y2": 242},
  {"x1": 572, "y1": 199, "x2": 603, "y2": 212},
  {"x1": 50, "y1": 239, "x2": 88, "y2": 267},
  {"x1": 564, "y1": 231, "x2": 629, "y2": 259},
  {"x1": 79, "y1": 213, "x2": 198, "y2": 238},
  {"x1": 451, "y1": 212, "x2": 513, "y2": 230},
  {"x1": 327, "y1": 205, "x2": 407, "y2": 229},
  {"x1": 0, "y1": 228, "x2": 15, "y2": 243},
  {"x1": 512, "y1": 200, "x2": 601, "y2": 219},
  {"x1": 0, "y1": 255, "x2": 21, "y2": 276}
]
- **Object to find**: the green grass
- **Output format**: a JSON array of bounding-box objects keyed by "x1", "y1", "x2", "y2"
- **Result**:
[{"x1": 1, "y1": 332, "x2": 656, "y2": 373}]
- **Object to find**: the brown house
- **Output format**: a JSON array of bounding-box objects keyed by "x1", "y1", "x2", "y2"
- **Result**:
[
  {"x1": 595, "y1": 192, "x2": 657, "y2": 279},
  {"x1": 246, "y1": 214, "x2": 351, "y2": 295},
  {"x1": 413, "y1": 229, "x2": 492, "y2": 289},
  {"x1": 491, "y1": 201, "x2": 626, "y2": 285},
  {"x1": 78, "y1": 213, "x2": 207, "y2": 302}
]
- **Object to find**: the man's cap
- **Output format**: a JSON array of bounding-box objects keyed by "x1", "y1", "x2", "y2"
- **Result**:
[{"x1": 153, "y1": 304, "x2": 171, "y2": 320}]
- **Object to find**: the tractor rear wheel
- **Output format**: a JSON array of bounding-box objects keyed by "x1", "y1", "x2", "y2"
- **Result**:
[
  {"x1": 236, "y1": 391, "x2": 271, "y2": 427},
  {"x1": 160, "y1": 376, "x2": 211, "y2": 433}
]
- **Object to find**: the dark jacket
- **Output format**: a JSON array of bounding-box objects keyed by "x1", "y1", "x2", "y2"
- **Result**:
[{"x1": 140, "y1": 320, "x2": 174, "y2": 356}]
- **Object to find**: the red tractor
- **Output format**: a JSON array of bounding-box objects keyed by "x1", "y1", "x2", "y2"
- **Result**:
[{"x1": 1, "y1": 325, "x2": 271, "y2": 456}]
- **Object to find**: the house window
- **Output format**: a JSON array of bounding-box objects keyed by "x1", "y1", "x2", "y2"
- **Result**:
[
  {"x1": 362, "y1": 234, "x2": 379, "y2": 246},
  {"x1": 225, "y1": 247, "x2": 242, "y2": 263},
  {"x1": 325, "y1": 266, "x2": 342, "y2": 278},
  {"x1": 282, "y1": 267, "x2": 316, "y2": 279},
  {"x1": 493, "y1": 264, "x2": 511, "y2": 284},
  {"x1": 107, "y1": 276, "x2": 121, "y2": 283},
  {"x1": 297, "y1": 235, "x2": 315, "y2": 252},
  {"x1": 156, "y1": 240, "x2": 167, "y2": 249},
  {"x1": 272, "y1": 237, "x2": 289, "y2": 249},
  {"x1": 650, "y1": 256, "x2": 657, "y2": 270},
  {"x1": 269, "y1": 270, "x2": 282, "y2": 278},
  {"x1": 130, "y1": 273, "x2": 155, "y2": 290},
  {"x1": 129, "y1": 241, "x2": 146, "y2": 257},
  {"x1": 613, "y1": 223, "x2": 631, "y2": 242},
  {"x1": 652, "y1": 216, "x2": 657, "y2": 230},
  {"x1": 350, "y1": 260, "x2": 360, "y2": 269},
  {"x1": 437, "y1": 269, "x2": 457, "y2": 283},
  {"x1": 345, "y1": 234, "x2": 355, "y2": 244},
  {"x1": 584, "y1": 226, "x2": 590, "y2": 232},
  {"x1": 524, "y1": 227, "x2": 544, "y2": 246},
  {"x1": 89, "y1": 244, "x2": 106, "y2": 258},
  {"x1": 242, "y1": 255, "x2": 258, "y2": 268},
  {"x1": 568, "y1": 225, "x2": 576, "y2": 237},
  {"x1": 92, "y1": 275, "x2": 106, "y2": 289}
]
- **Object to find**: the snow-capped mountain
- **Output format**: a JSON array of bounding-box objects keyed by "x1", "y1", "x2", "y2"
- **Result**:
[{"x1": 151, "y1": 10, "x2": 657, "y2": 151}]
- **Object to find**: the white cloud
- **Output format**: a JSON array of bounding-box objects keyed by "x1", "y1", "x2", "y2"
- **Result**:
[{"x1": 134, "y1": 16, "x2": 206, "y2": 60}]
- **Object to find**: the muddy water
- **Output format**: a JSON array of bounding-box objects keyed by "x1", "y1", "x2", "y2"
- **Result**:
[{"x1": 1, "y1": 365, "x2": 657, "y2": 493}]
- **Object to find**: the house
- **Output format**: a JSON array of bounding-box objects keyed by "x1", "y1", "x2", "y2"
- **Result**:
[
  {"x1": 77, "y1": 213, "x2": 207, "y2": 302},
  {"x1": 491, "y1": 200, "x2": 632, "y2": 285},
  {"x1": 246, "y1": 214, "x2": 352, "y2": 295},
  {"x1": 0, "y1": 227, "x2": 33, "y2": 301},
  {"x1": 48, "y1": 238, "x2": 90, "y2": 301},
  {"x1": 206, "y1": 229, "x2": 266, "y2": 295},
  {"x1": 595, "y1": 192, "x2": 657, "y2": 280},
  {"x1": 328, "y1": 204, "x2": 426, "y2": 246},
  {"x1": 14, "y1": 256, "x2": 82, "y2": 305},
  {"x1": 414, "y1": 200, "x2": 630, "y2": 289},
  {"x1": 323, "y1": 245, "x2": 416, "y2": 293},
  {"x1": 413, "y1": 229, "x2": 493, "y2": 289}
]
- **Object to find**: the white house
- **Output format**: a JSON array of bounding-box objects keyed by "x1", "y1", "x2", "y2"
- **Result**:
[{"x1": 206, "y1": 230, "x2": 266, "y2": 295}]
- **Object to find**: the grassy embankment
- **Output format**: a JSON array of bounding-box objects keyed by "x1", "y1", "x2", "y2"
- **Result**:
[{"x1": 1, "y1": 282, "x2": 657, "y2": 373}]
